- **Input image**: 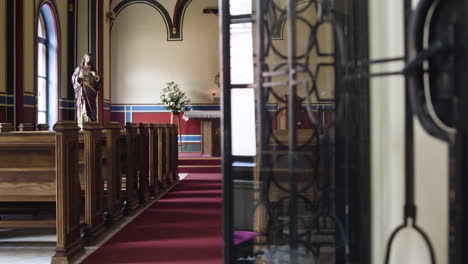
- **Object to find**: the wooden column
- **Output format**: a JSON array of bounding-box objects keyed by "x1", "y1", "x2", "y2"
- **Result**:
[
  {"x1": 82, "y1": 122, "x2": 106, "y2": 245},
  {"x1": 171, "y1": 124, "x2": 179, "y2": 182},
  {"x1": 124, "y1": 122, "x2": 139, "y2": 214},
  {"x1": 163, "y1": 124, "x2": 171, "y2": 184},
  {"x1": 149, "y1": 123, "x2": 158, "y2": 195},
  {"x1": 104, "y1": 122, "x2": 123, "y2": 225},
  {"x1": 52, "y1": 121, "x2": 84, "y2": 264},
  {"x1": 138, "y1": 123, "x2": 151, "y2": 204},
  {"x1": 201, "y1": 119, "x2": 221, "y2": 157},
  {"x1": 156, "y1": 124, "x2": 167, "y2": 188}
]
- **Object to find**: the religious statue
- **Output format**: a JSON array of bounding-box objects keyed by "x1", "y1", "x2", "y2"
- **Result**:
[{"x1": 72, "y1": 53, "x2": 100, "y2": 128}]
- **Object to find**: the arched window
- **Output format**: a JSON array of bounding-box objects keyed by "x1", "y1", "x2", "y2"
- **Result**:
[
  {"x1": 37, "y1": 13, "x2": 47, "y2": 123},
  {"x1": 36, "y1": 3, "x2": 58, "y2": 126}
]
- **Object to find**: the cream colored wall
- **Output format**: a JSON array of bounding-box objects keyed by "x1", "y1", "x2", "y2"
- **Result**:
[
  {"x1": 77, "y1": 0, "x2": 89, "y2": 64},
  {"x1": 56, "y1": 0, "x2": 68, "y2": 99},
  {"x1": 111, "y1": 0, "x2": 219, "y2": 104},
  {"x1": 0, "y1": 0, "x2": 5, "y2": 93},
  {"x1": 370, "y1": 0, "x2": 448, "y2": 263}
]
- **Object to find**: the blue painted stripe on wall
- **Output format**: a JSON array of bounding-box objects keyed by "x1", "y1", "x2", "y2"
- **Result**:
[
  {"x1": 24, "y1": 95, "x2": 35, "y2": 106},
  {"x1": 111, "y1": 105, "x2": 125, "y2": 111},
  {"x1": 110, "y1": 104, "x2": 335, "y2": 113},
  {"x1": 59, "y1": 100, "x2": 75, "y2": 108},
  {"x1": 111, "y1": 105, "x2": 222, "y2": 112},
  {"x1": 179, "y1": 135, "x2": 201, "y2": 143},
  {"x1": 186, "y1": 105, "x2": 221, "y2": 111},
  {"x1": 131, "y1": 105, "x2": 168, "y2": 112},
  {"x1": 180, "y1": 135, "x2": 201, "y2": 140},
  {"x1": 6, "y1": 96, "x2": 14, "y2": 105}
]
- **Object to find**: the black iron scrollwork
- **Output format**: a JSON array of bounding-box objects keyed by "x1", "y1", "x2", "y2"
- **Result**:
[
  {"x1": 253, "y1": 0, "x2": 351, "y2": 263},
  {"x1": 385, "y1": 0, "x2": 458, "y2": 263},
  {"x1": 405, "y1": 0, "x2": 455, "y2": 142}
]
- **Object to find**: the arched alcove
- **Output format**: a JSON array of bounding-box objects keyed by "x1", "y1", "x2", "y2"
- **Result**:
[{"x1": 111, "y1": 0, "x2": 219, "y2": 106}]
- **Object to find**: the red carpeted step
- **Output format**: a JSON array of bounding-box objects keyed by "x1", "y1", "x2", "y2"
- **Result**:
[
  {"x1": 178, "y1": 158, "x2": 221, "y2": 166},
  {"x1": 178, "y1": 152, "x2": 200, "y2": 158},
  {"x1": 81, "y1": 173, "x2": 222, "y2": 264},
  {"x1": 178, "y1": 152, "x2": 221, "y2": 173},
  {"x1": 178, "y1": 165, "x2": 221, "y2": 173}
]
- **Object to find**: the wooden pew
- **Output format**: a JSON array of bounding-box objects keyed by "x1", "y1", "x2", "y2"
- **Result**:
[
  {"x1": 163, "y1": 124, "x2": 172, "y2": 184},
  {"x1": 80, "y1": 121, "x2": 129, "y2": 228},
  {"x1": 169, "y1": 124, "x2": 179, "y2": 182},
  {"x1": 0, "y1": 122, "x2": 107, "y2": 246},
  {"x1": 18, "y1": 123, "x2": 35, "y2": 131},
  {"x1": 0, "y1": 122, "x2": 109, "y2": 245},
  {"x1": 150, "y1": 123, "x2": 178, "y2": 194},
  {"x1": 120, "y1": 122, "x2": 140, "y2": 215},
  {"x1": 0, "y1": 123, "x2": 13, "y2": 132},
  {"x1": 0, "y1": 120, "x2": 179, "y2": 260},
  {"x1": 37, "y1": 123, "x2": 50, "y2": 131},
  {"x1": 138, "y1": 123, "x2": 151, "y2": 204},
  {"x1": 162, "y1": 124, "x2": 177, "y2": 184},
  {"x1": 0, "y1": 121, "x2": 84, "y2": 264},
  {"x1": 148, "y1": 123, "x2": 159, "y2": 196},
  {"x1": 103, "y1": 122, "x2": 124, "y2": 225},
  {"x1": 156, "y1": 124, "x2": 168, "y2": 187},
  {"x1": 80, "y1": 122, "x2": 106, "y2": 245}
]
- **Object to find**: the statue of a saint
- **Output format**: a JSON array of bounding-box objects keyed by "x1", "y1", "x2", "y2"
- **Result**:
[{"x1": 72, "y1": 53, "x2": 100, "y2": 128}]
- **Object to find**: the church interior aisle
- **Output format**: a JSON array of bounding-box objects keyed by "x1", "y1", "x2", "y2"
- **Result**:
[{"x1": 79, "y1": 173, "x2": 222, "y2": 264}]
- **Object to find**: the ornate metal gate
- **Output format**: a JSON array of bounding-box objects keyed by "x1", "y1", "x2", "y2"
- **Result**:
[
  {"x1": 221, "y1": 0, "x2": 370, "y2": 263},
  {"x1": 222, "y1": 0, "x2": 468, "y2": 263}
]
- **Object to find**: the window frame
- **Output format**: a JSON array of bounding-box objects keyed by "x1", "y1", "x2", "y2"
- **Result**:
[
  {"x1": 37, "y1": 12, "x2": 48, "y2": 124},
  {"x1": 230, "y1": 12, "x2": 254, "y2": 88}
]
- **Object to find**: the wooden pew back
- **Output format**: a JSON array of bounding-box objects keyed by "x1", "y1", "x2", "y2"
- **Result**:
[
  {"x1": 0, "y1": 131, "x2": 56, "y2": 202},
  {"x1": 0, "y1": 121, "x2": 84, "y2": 263}
]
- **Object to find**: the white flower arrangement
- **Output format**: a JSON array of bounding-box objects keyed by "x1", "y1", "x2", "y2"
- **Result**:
[{"x1": 160, "y1": 81, "x2": 191, "y2": 113}]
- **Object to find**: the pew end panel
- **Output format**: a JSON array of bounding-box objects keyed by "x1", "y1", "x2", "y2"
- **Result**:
[
  {"x1": 51, "y1": 121, "x2": 84, "y2": 264},
  {"x1": 0, "y1": 123, "x2": 86, "y2": 264},
  {"x1": 137, "y1": 123, "x2": 151, "y2": 204},
  {"x1": 80, "y1": 122, "x2": 107, "y2": 246},
  {"x1": 0, "y1": 132, "x2": 56, "y2": 202}
]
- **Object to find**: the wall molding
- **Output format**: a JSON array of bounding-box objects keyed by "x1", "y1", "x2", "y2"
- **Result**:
[
  {"x1": 112, "y1": 0, "x2": 192, "y2": 41},
  {"x1": 111, "y1": 104, "x2": 220, "y2": 113}
]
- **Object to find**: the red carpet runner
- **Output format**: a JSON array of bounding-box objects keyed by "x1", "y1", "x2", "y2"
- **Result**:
[
  {"x1": 81, "y1": 173, "x2": 222, "y2": 264},
  {"x1": 178, "y1": 153, "x2": 221, "y2": 174}
]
